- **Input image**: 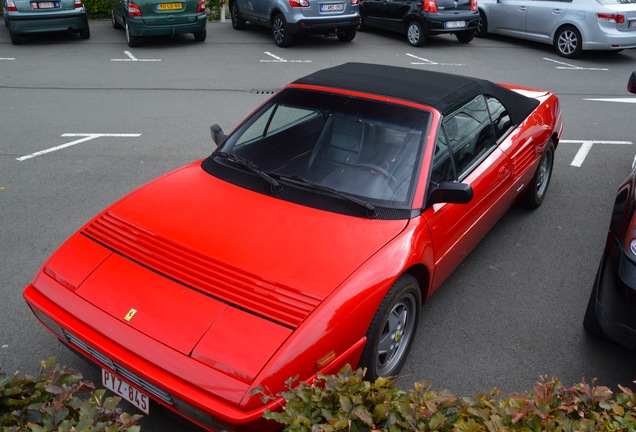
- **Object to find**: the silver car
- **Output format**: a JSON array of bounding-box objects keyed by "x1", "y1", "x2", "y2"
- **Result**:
[
  {"x1": 229, "y1": 0, "x2": 360, "y2": 47},
  {"x1": 477, "y1": 0, "x2": 636, "y2": 58}
]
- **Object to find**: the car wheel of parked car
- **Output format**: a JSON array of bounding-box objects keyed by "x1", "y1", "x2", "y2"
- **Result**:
[
  {"x1": 9, "y1": 29, "x2": 21, "y2": 45},
  {"x1": 111, "y1": 10, "x2": 122, "y2": 29},
  {"x1": 230, "y1": 1, "x2": 246, "y2": 30},
  {"x1": 475, "y1": 10, "x2": 487, "y2": 37},
  {"x1": 554, "y1": 26, "x2": 582, "y2": 59},
  {"x1": 406, "y1": 21, "x2": 425, "y2": 47},
  {"x1": 521, "y1": 140, "x2": 554, "y2": 208},
  {"x1": 79, "y1": 26, "x2": 90, "y2": 39},
  {"x1": 337, "y1": 29, "x2": 356, "y2": 42},
  {"x1": 359, "y1": 274, "x2": 421, "y2": 380},
  {"x1": 583, "y1": 269, "x2": 604, "y2": 337},
  {"x1": 358, "y1": 15, "x2": 367, "y2": 31},
  {"x1": 272, "y1": 14, "x2": 294, "y2": 47},
  {"x1": 193, "y1": 30, "x2": 206, "y2": 41},
  {"x1": 125, "y1": 22, "x2": 141, "y2": 47},
  {"x1": 455, "y1": 30, "x2": 474, "y2": 43}
]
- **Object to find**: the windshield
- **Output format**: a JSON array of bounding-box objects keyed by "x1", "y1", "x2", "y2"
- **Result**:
[{"x1": 212, "y1": 88, "x2": 430, "y2": 209}]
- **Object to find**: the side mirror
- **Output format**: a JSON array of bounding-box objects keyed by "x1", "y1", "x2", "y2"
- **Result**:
[
  {"x1": 428, "y1": 181, "x2": 474, "y2": 205},
  {"x1": 210, "y1": 124, "x2": 227, "y2": 148},
  {"x1": 628, "y1": 71, "x2": 636, "y2": 94}
]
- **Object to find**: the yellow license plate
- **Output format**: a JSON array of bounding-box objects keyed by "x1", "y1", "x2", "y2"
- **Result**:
[{"x1": 156, "y1": 2, "x2": 182, "y2": 10}]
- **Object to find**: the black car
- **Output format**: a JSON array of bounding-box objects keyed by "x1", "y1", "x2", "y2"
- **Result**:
[
  {"x1": 584, "y1": 71, "x2": 636, "y2": 349},
  {"x1": 358, "y1": 0, "x2": 478, "y2": 46}
]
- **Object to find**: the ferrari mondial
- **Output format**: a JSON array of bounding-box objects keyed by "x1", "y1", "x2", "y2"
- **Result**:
[{"x1": 24, "y1": 63, "x2": 562, "y2": 431}]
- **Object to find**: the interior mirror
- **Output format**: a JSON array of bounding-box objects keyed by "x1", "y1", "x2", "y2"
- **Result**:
[
  {"x1": 210, "y1": 124, "x2": 227, "y2": 149},
  {"x1": 628, "y1": 71, "x2": 636, "y2": 94},
  {"x1": 428, "y1": 181, "x2": 474, "y2": 205}
]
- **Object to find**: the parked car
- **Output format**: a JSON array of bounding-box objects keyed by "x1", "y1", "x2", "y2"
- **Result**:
[
  {"x1": 23, "y1": 63, "x2": 562, "y2": 432},
  {"x1": 583, "y1": 71, "x2": 636, "y2": 349},
  {"x1": 229, "y1": 0, "x2": 359, "y2": 47},
  {"x1": 109, "y1": 0, "x2": 207, "y2": 47},
  {"x1": 358, "y1": 0, "x2": 479, "y2": 46},
  {"x1": 2, "y1": 0, "x2": 89, "y2": 45},
  {"x1": 476, "y1": 0, "x2": 636, "y2": 58}
]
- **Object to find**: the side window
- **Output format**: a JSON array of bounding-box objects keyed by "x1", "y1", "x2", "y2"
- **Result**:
[
  {"x1": 443, "y1": 95, "x2": 496, "y2": 178},
  {"x1": 430, "y1": 130, "x2": 455, "y2": 184},
  {"x1": 486, "y1": 96, "x2": 512, "y2": 141}
]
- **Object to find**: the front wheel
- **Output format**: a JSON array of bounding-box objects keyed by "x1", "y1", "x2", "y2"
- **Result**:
[
  {"x1": 521, "y1": 140, "x2": 554, "y2": 208},
  {"x1": 583, "y1": 268, "x2": 604, "y2": 337},
  {"x1": 455, "y1": 29, "x2": 474, "y2": 43},
  {"x1": 554, "y1": 26, "x2": 582, "y2": 58},
  {"x1": 272, "y1": 14, "x2": 294, "y2": 47},
  {"x1": 406, "y1": 21, "x2": 425, "y2": 47},
  {"x1": 337, "y1": 28, "x2": 356, "y2": 42},
  {"x1": 230, "y1": 1, "x2": 246, "y2": 29},
  {"x1": 359, "y1": 274, "x2": 421, "y2": 380},
  {"x1": 475, "y1": 10, "x2": 487, "y2": 37},
  {"x1": 111, "y1": 9, "x2": 122, "y2": 29}
]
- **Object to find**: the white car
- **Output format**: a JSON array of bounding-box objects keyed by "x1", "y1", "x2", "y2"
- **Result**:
[{"x1": 477, "y1": 0, "x2": 636, "y2": 58}]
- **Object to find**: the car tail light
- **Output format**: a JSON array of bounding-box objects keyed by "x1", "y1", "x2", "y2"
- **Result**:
[
  {"x1": 597, "y1": 13, "x2": 624, "y2": 24},
  {"x1": 470, "y1": 0, "x2": 477, "y2": 10},
  {"x1": 197, "y1": 0, "x2": 205, "y2": 12},
  {"x1": 74, "y1": 0, "x2": 83, "y2": 7},
  {"x1": 351, "y1": 0, "x2": 359, "y2": 5},
  {"x1": 128, "y1": 2, "x2": 142, "y2": 16},
  {"x1": 423, "y1": 0, "x2": 438, "y2": 12},
  {"x1": 6, "y1": 0, "x2": 17, "y2": 11},
  {"x1": 289, "y1": 0, "x2": 309, "y2": 7}
]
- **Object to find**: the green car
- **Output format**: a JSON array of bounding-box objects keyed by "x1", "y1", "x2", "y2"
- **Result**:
[
  {"x1": 110, "y1": 0, "x2": 207, "y2": 47},
  {"x1": 2, "y1": 0, "x2": 90, "y2": 45}
]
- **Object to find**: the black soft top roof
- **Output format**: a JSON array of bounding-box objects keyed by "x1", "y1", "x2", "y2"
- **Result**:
[{"x1": 292, "y1": 62, "x2": 540, "y2": 125}]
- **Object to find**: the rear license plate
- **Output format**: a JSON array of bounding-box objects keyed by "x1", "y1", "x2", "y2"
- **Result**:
[
  {"x1": 37, "y1": 2, "x2": 57, "y2": 8},
  {"x1": 102, "y1": 369, "x2": 150, "y2": 414},
  {"x1": 630, "y1": 20, "x2": 636, "y2": 28},
  {"x1": 156, "y1": 2, "x2": 182, "y2": 10},
  {"x1": 445, "y1": 20, "x2": 466, "y2": 29},
  {"x1": 320, "y1": 3, "x2": 344, "y2": 12}
]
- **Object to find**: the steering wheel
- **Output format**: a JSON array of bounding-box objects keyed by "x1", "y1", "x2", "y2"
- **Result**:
[{"x1": 356, "y1": 163, "x2": 399, "y2": 187}]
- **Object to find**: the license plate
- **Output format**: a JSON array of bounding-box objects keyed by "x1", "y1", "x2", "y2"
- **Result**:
[
  {"x1": 102, "y1": 369, "x2": 150, "y2": 414},
  {"x1": 37, "y1": 2, "x2": 56, "y2": 8},
  {"x1": 156, "y1": 2, "x2": 182, "y2": 10},
  {"x1": 320, "y1": 3, "x2": 344, "y2": 12},
  {"x1": 630, "y1": 20, "x2": 636, "y2": 28},
  {"x1": 445, "y1": 20, "x2": 466, "y2": 29}
]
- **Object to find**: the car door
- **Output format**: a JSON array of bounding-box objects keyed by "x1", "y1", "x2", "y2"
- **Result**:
[
  {"x1": 423, "y1": 95, "x2": 514, "y2": 293},
  {"x1": 487, "y1": 0, "x2": 529, "y2": 37},
  {"x1": 361, "y1": 0, "x2": 392, "y2": 29},
  {"x1": 524, "y1": 0, "x2": 570, "y2": 42}
]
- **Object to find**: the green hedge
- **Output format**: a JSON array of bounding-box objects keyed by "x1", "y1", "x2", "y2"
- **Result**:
[
  {"x1": 0, "y1": 357, "x2": 142, "y2": 432},
  {"x1": 259, "y1": 365, "x2": 636, "y2": 431}
]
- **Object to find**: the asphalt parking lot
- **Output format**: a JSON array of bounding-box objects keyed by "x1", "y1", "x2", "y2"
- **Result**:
[{"x1": 1, "y1": 19, "x2": 636, "y2": 431}]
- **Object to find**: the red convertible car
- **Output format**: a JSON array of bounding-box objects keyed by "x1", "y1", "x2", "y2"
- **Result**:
[{"x1": 23, "y1": 63, "x2": 562, "y2": 431}]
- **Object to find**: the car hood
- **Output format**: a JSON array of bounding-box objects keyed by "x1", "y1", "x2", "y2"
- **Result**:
[{"x1": 66, "y1": 162, "x2": 408, "y2": 383}]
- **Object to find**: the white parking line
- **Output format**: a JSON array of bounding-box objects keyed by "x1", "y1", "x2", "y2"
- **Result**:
[
  {"x1": 260, "y1": 52, "x2": 311, "y2": 63},
  {"x1": 1, "y1": 58, "x2": 16, "y2": 61},
  {"x1": 406, "y1": 53, "x2": 464, "y2": 66},
  {"x1": 584, "y1": 98, "x2": 636, "y2": 104},
  {"x1": 543, "y1": 58, "x2": 608, "y2": 71},
  {"x1": 561, "y1": 139, "x2": 633, "y2": 167},
  {"x1": 17, "y1": 133, "x2": 142, "y2": 161},
  {"x1": 111, "y1": 51, "x2": 161, "y2": 62}
]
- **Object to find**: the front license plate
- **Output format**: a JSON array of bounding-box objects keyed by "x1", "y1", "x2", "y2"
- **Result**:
[
  {"x1": 156, "y1": 2, "x2": 182, "y2": 10},
  {"x1": 102, "y1": 369, "x2": 150, "y2": 414},
  {"x1": 320, "y1": 3, "x2": 344, "y2": 12},
  {"x1": 445, "y1": 20, "x2": 466, "y2": 29}
]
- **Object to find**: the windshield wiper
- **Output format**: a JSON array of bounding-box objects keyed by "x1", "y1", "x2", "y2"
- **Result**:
[
  {"x1": 271, "y1": 173, "x2": 377, "y2": 218},
  {"x1": 214, "y1": 152, "x2": 282, "y2": 192}
]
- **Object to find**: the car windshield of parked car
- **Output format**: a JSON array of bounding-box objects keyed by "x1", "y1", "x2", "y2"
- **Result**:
[{"x1": 206, "y1": 88, "x2": 431, "y2": 211}]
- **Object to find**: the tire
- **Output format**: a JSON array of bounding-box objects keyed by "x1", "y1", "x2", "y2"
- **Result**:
[
  {"x1": 111, "y1": 9, "x2": 122, "y2": 29},
  {"x1": 193, "y1": 30, "x2": 206, "y2": 41},
  {"x1": 406, "y1": 21, "x2": 425, "y2": 47},
  {"x1": 230, "y1": 1, "x2": 246, "y2": 30},
  {"x1": 359, "y1": 274, "x2": 421, "y2": 380},
  {"x1": 455, "y1": 29, "x2": 474, "y2": 43},
  {"x1": 583, "y1": 268, "x2": 604, "y2": 337},
  {"x1": 554, "y1": 26, "x2": 582, "y2": 59},
  {"x1": 9, "y1": 28, "x2": 21, "y2": 45},
  {"x1": 125, "y1": 21, "x2": 141, "y2": 47},
  {"x1": 337, "y1": 28, "x2": 356, "y2": 42},
  {"x1": 475, "y1": 9, "x2": 487, "y2": 37},
  {"x1": 272, "y1": 13, "x2": 294, "y2": 47},
  {"x1": 358, "y1": 15, "x2": 367, "y2": 31},
  {"x1": 79, "y1": 25, "x2": 90, "y2": 39},
  {"x1": 521, "y1": 140, "x2": 554, "y2": 208}
]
